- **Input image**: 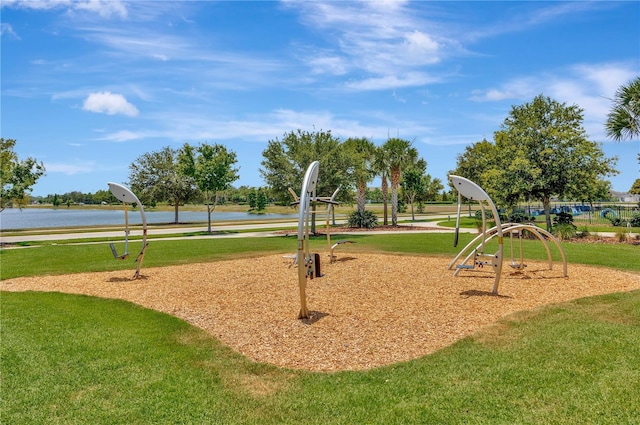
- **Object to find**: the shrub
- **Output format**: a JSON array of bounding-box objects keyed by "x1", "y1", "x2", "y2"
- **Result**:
[
  {"x1": 607, "y1": 216, "x2": 623, "y2": 227},
  {"x1": 475, "y1": 209, "x2": 494, "y2": 220},
  {"x1": 509, "y1": 212, "x2": 534, "y2": 223},
  {"x1": 347, "y1": 210, "x2": 378, "y2": 229},
  {"x1": 552, "y1": 223, "x2": 577, "y2": 240},
  {"x1": 628, "y1": 213, "x2": 640, "y2": 228},
  {"x1": 615, "y1": 227, "x2": 629, "y2": 243},
  {"x1": 576, "y1": 226, "x2": 590, "y2": 239},
  {"x1": 553, "y1": 212, "x2": 575, "y2": 227},
  {"x1": 552, "y1": 212, "x2": 576, "y2": 240}
]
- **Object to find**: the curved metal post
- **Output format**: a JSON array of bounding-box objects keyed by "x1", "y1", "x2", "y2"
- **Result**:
[
  {"x1": 326, "y1": 186, "x2": 340, "y2": 261},
  {"x1": 108, "y1": 182, "x2": 148, "y2": 279},
  {"x1": 450, "y1": 175, "x2": 503, "y2": 293},
  {"x1": 296, "y1": 162, "x2": 319, "y2": 319},
  {"x1": 449, "y1": 220, "x2": 568, "y2": 286}
]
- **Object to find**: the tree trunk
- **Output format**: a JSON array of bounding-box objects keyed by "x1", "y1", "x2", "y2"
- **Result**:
[
  {"x1": 207, "y1": 192, "x2": 219, "y2": 234},
  {"x1": 391, "y1": 168, "x2": 400, "y2": 226},
  {"x1": 543, "y1": 196, "x2": 552, "y2": 231},
  {"x1": 356, "y1": 180, "x2": 367, "y2": 214},
  {"x1": 207, "y1": 204, "x2": 213, "y2": 234},
  {"x1": 381, "y1": 176, "x2": 388, "y2": 226},
  {"x1": 173, "y1": 199, "x2": 179, "y2": 224},
  {"x1": 410, "y1": 197, "x2": 415, "y2": 221}
]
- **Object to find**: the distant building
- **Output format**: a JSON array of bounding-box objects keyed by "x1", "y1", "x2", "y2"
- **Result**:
[{"x1": 612, "y1": 191, "x2": 640, "y2": 203}]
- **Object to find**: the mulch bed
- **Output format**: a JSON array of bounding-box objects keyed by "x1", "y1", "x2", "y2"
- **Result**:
[{"x1": 3, "y1": 252, "x2": 639, "y2": 372}]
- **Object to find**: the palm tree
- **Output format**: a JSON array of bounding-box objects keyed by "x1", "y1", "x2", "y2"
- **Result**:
[
  {"x1": 382, "y1": 138, "x2": 418, "y2": 226},
  {"x1": 605, "y1": 76, "x2": 640, "y2": 141},
  {"x1": 344, "y1": 137, "x2": 376, "y2": 214},
  {"x1": 371, "y1": 146, "x2": 390, "y2": 225}
]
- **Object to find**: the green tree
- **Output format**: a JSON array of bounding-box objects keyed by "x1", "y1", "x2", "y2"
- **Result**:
[
  {"x1": 128, "y1": 146, "x2": 199, "y2": 224},
  {"x1": 343, "y1": 137, "x2": 376, "y2": 214},
  {"x1": 256, "y1": 188, "x2": 268, "y2": 211},
  {"x1": 630, "y1": 179, "x2": 640, "y2": 207},
  {"x1": 382, "y1": 138, "x2": 418, "y2": 226},
  {"x1": 247, "y1": 189, "x2": 257, "y2": 210},
  {"x1": 421, "y1": 174, "x2": 444, "y2": 203},
  {"x1": 400, "y1": 159, "x2": 426, "y2": 221},
  {"x1": 229, "y1": 185, "x2": 252, "y2": 204},
  {"x1": 366, "y1": 187, "x2": 383, "y2": 203},
  {"x1": 630, "y1": 179, "x2": 640, "y2": 195},
  {"x1": 605, "y1": 76, "x2": 640, "y2": 141},
  {"x1": 179, "y1": 143, "x2": 239, "y2": 233},
  {"x1": 260, "y1": 129, "x2": 352, "y2": 203},
  {"x1": 492, "y1": 94, "x2": 618, "y2": 230},
  {"x1": 0, "y1": 138, "x2": 45, "y2": 211},
  {"x1": 449, "y1": 139, "x2": 497, "y2": 191},
  {"x1": 93, "y1": 189, "x2": 114, "y2": 205},
  {"x1": 371, "y1": 146, "x2": 390, "y2": 225}
]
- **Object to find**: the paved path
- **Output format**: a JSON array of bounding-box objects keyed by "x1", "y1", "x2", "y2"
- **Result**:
[
  {"x1": 1, "y1": 216, "x2": 625, "y2": 245},
  {"x1": 0, "y1": 216, "x2": 460, "y2": 245}
]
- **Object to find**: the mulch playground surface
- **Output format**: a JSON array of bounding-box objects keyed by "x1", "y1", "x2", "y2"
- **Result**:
[{"x1": 3, "y1": 251, "x2": 639, "y2": 371}]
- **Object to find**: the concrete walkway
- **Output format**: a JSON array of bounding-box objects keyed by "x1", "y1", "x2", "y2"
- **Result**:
[
  {"x1": 1, "y1": 215, "x2": 626, "y2": 245},
  {"x1": 0, "y1": 216, "x2": 461, "y2": 245}
]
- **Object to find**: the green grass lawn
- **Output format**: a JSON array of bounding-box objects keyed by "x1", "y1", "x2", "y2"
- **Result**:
[
  {"x1": 2, "y1": 232, "x2": 638, "y2": 280},
  {"x1": 2, "y1": 233, "x2": 640, "y2": 424}
]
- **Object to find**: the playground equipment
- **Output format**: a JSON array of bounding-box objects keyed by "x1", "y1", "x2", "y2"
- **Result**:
[
  {"x1": 320, "y1": 186, "x2": 355, "y2": 263},
  {"x1": 294, "y1": 161, "x2": 340, "y2": 319},
  {"x1": 600, "y1": 208, "x2": 617, "y2": 219},
  {"x1": 330, "y1": 239, "x2": 355, "y2": 263},
  {"x1": 323, "y1": 186, "x2": 341, "y2": 261},
  {"x1": 448, "y1": 175, "x2": 567, "y2": 294},
  {"x1": 107, "y1": 182, "x2": 149, "y2": 279},
  {"x1": 288, "y1": 183, "x2": 352, "y2": 264}
]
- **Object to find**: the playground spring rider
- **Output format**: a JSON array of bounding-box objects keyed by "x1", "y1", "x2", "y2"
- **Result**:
[
  {"x1": 107, "y1": 182, "x2": 149, "y2": 279},
  {"x1": 448, "y1": 175, "x2": 567, "y2": 294}
]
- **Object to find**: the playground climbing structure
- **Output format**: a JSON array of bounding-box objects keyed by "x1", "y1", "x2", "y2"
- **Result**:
[{"x1": 448, "y1": 175, "x2": 567, "y2": 294}]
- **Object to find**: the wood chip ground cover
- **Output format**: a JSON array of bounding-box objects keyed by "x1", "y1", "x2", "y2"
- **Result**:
[{"x1": 2, "y1": 253, "x2": 639, "y2": 371}]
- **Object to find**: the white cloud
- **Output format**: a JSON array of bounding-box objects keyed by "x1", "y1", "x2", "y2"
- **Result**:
[
  {"x1": 571, "y1": 63, "x2": 637, "y2": 100},
  {"x1": 151, "y1": 53, "x2": 169, "y2": 62},
  {"x1": 346, "y1": 72, "x2": 441, "y2": 91},
  {"x1": 469, "y1": 62, "x2": 636, "y2": 104},
  {"x1": 288, "y1": 1, "x2": 455, "y2": 89},
  {"x1": 44, "y1": 160, "x2": 96, "y2": 175},
  {"x1": 0, "y1": 23, "x2": 20, "y2": 39},
  {"x1": 94, "y1": 107, "x2": 428, "y2": 147},
  {"x1": 469, "y1": 77, "x2": 538, "y2": 102},
  {"x1": 404, "y1": 30, "x2": 439, "y2": 55},
  {"x1": 3, "y1": 0, "x2": 127, "y2": 19},
  {"x1": 73, "y1": 0, "x2": 127, "y2": 19},
  {"x1": 83, "y1": 91, "x2": 139, "y2": 116},
  {"x1": 468, "y1": 62, "x2": 638, "y2": 140},
  {"x1": 307, "y1": 55, "x2": 349, "y2": 75},
  {"x1": 462, "y1": 2, "x2": 613, "y2": 43},
  {"x1": 97, "y1": 130, "x2": 141, "y2": 142}
]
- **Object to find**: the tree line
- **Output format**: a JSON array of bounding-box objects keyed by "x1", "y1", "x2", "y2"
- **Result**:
[
  {"x1": 122, "y1": 133, "x2": 442, "y2": 230},
  {"x1": 2, "y1": 78, "x2": 639, "y2": 230}
]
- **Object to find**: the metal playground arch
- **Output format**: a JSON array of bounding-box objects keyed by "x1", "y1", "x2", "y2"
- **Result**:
[
  {"x1": 107, "y1": 182, "x2": 149, "y2": 279},
  {"x1": 448, "y1": 175, "x2": 567, "y2": 295},
  {"x1": 295, "y1": 161, "x2": 345, "y2": 319}
]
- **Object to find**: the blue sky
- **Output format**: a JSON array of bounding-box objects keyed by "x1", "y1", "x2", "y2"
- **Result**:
[{"x1": 2, "y1": 0, "x2": 639, "y2": 198}]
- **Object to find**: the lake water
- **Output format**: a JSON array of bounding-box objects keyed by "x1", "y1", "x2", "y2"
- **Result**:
[{"x1": 0, "y1": 208, "x2": 297, "y2": 230}]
